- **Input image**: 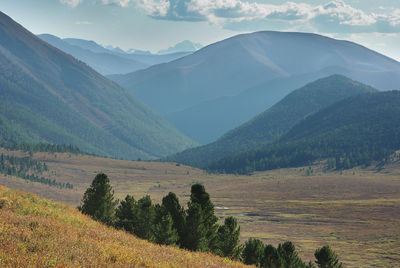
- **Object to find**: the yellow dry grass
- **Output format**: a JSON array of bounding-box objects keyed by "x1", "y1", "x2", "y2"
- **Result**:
[
  {"x1": 0, "y1": 185, "x2": 250, "y2": 267},
  {"x1": 1, "y1": 148, "x2": 400, "y2": 267}
]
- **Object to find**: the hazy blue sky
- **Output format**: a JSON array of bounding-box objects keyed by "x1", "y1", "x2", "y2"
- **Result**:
[{"x1": 1, "y1": 0, "x2": 399, "y2": 60}]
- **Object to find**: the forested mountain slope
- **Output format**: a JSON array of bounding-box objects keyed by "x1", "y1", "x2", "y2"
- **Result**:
[
  {"x1": 168, "y1": 75, "x2": 377, "y2": 167},
  {"x1": 207, "y1": 91, "x2": 400, "y2": 174},
  {"x1": 0, "y1": 11, "x2": 195, "y2": 159}
]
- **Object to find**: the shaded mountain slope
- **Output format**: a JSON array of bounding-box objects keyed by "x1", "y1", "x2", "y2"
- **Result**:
[
  {"x1": 167, "y1": 75, "x2": 377, "y2": 167},
  {"x1": 208, "y1": 91, "x2": 400, "y2": 174},
  {"x1": 0, "y1": 11, "x2": 195, "y2": 159},
  {"x1": 110, "y1": 31, "x2": 400, "y2": 143},
  {"x1": 165, "y1": 72, "x2": 332, "y2": 143}
]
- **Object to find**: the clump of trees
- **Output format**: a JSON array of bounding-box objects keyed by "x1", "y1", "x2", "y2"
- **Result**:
[
  {"x1": 79, "y1": 173, "x2": 343, "y2": 266},
  {"x1": 3, "y1": 143, "x2": 82, "y2": 154},
  {"x1": 242, "y1": 239, "x2": 343, "y2": 268},
  {"x1": 0, "y1": 153, "x2": 73, "y2": 189}
]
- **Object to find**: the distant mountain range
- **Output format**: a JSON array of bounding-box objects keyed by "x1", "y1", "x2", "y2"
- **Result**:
[
  {"x1": 0, "y1": 11, "x2": 195, "y2": 159},
  {"x1": 109, "y1": 31, "x2": 400, "y2": 144},
  {"x1": 167, "y1": 75, "x2": 377, "y2": 167},
  {"x1": 38, "y1": 34, "x2": 149, "y2": 75},
  {"x1": 158, "y1": 40, "x2": 203, "y2": 54},
  {"x1": 38, "y1": 34, "x2": 193, "y2": 75},
  {"x1": 207, "y1": 90, "x2": 400, "y2": 174}
]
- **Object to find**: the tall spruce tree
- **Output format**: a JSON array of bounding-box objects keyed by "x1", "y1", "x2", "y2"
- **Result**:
[
  {"x1": 78, "y1": 173, "x2": 117, "y2": 225},
  {"x1": 278, "y1": 241, "x2": 306, "y2": 268},
  {"x1": 314, "y1": 246, "x2": 343, "y2": 268},
  {"x1": 161, "y1": 192, "x2": 186, "y2": 246},
  {"x1": 152, "y1": 205, "x2": 179, "y2": 245},
  {"x1": 216, "y1": 216, "x2": 241, "y2": 258},
  {"x1": 262, "y1": 244, "x2": 283, "y2": 268},
  {"x1": 187, "y1": 184, "x2": 218, "y2": 251},
  {"x1": 133, "y1": 195, "x2": 155, "y2": 240},
  {"x1": 115, "y1": 195, "x2": 137, "y2": 232},
  {"x1": 182, "y1": 202, "x2": 208, "y2": 251},
  {"x1": 242, "y1": 238, "x2": 265, "y2": 266}
]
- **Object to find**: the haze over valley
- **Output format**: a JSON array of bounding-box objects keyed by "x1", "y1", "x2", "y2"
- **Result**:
[{"x1": 1, "y1": 1, "x2": 400, "y2": 267}]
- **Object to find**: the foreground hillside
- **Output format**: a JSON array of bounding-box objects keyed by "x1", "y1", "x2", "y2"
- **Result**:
[
  {"x1": 0, "y1": 185, "x2": 248, "y2": 267},
  {"x1": 1, "y1": 149, "x2": 399, "y2": 267},
  {"x1": 168, "y1": 75, "x2": 377, "y2": 167},
  {"x1": 0, "y1": 11, "x2": 195, "y2": 159}
]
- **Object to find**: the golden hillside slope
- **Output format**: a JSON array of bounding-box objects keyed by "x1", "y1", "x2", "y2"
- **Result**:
[{"x1": 0, "y1": 186, "x2": 249, "y2": 267}]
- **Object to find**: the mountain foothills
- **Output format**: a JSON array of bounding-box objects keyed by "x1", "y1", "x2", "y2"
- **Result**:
[
  {"x1": 0, "y1": 11, "x2": 195, "y2": 160},
  {"x1": 167, "y1": 75, "x2": 378, "y2": 168},
  {"x1": 38, "y1": 34, "x2": 193, "y2": 75},
  {"x1": 207, "y1": 90, "x2": 400, "y2": 174},
  {"x1": 109, "y1": 31, "x2": 400, "y2": 144}
]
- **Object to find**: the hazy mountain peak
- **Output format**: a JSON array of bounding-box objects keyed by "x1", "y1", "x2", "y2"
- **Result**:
[
  {"x1": 158, "y1": 40, "x2": 203, "y2": 54},
  {"x1": 111, "y1": 30, "x2": 400, "y2": 144},
  {"x1": 63, "y1": 37, "x2": 111, "y2": 54},
  {"x1": 127, "y1": 48, "x2": 152, "y2": 55}
]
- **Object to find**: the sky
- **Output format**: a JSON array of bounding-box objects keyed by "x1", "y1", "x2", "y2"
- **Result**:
[{"x1": 1, "y1": 0, "x2": 399, "y2": 60}]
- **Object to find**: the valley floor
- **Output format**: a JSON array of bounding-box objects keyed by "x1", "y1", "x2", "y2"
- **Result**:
[{"x1": 1, "y1": 149, "x2": 399, "y2": 267}]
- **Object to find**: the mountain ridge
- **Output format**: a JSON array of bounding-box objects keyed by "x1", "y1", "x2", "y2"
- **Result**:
[
  {"x1": 110, "y1": 30, "x2": 400, "y2": 143},
  {"x1": 207, "y1": 90, "x2": 400, "y2": 174},
  {"x1": 167, "y1": 75, "x2": 378, "y2": 167},
  {"x1": 0, "y1": 11, "x2": 195, "y2": 159}
]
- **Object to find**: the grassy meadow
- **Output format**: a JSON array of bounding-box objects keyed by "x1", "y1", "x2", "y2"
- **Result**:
[{"x1": 0, "y1": 148, "x2": 400, "y2": 267}]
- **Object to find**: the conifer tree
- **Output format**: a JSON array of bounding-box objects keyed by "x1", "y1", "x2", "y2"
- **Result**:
[
  {"x1": 115, "y1": 195, "x2": 137, "y2": 232},
  {"x1": 262, "y1": 244, "x2": 283, "y2": 268},
  {"x1": 134, "y1": 195, "x2": 155, "y2": 240},
  {"x1": 162, "y1": 192, "x2": 186, "y2": 245},
  {"x1": 242, "y1": 238, "x2": 264, "y2": 266},
  {"x1": 187, "y1": 184, "x2": 218, "y2": 251},
  {"x1": 182, "y1": 202, "x2": 208, "y2": 251},
  {"x1": 152, "y1": 205, "x2": 179, "y2": 245},
  {"x1": 314, "y1": 246, "x2": 343, "y2": 268},
  {"x1": 216, "y1": 216, "x2": 241, "y2": 259},
  {"x1": 78, "y1": 173, "x2": 117, "y2": 225},
  {"x1": 278, "y1": 241, "x2": 305, "y2": 268}
]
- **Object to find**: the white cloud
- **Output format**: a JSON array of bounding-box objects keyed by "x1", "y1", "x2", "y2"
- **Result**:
[
  {"x1": 114, "y1": 0, "x2": 400, "y2": 33},
  {"x1": 60, "y1": 0, "x2": 83, "y2": 8},
  {"x1": 101, "y1": 0, "x2": 132, "y2": 7},
  {"x1": 138, "y1": 0, "x2": 170, "y2": 17},
  {"x1": 101, "y1": 0, "x2": 169, "y2": 16}
]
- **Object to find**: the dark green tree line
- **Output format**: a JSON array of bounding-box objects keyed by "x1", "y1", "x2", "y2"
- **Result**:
[{"x1": 0, "y1": 153, "x2": 73, "y2": 189}]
